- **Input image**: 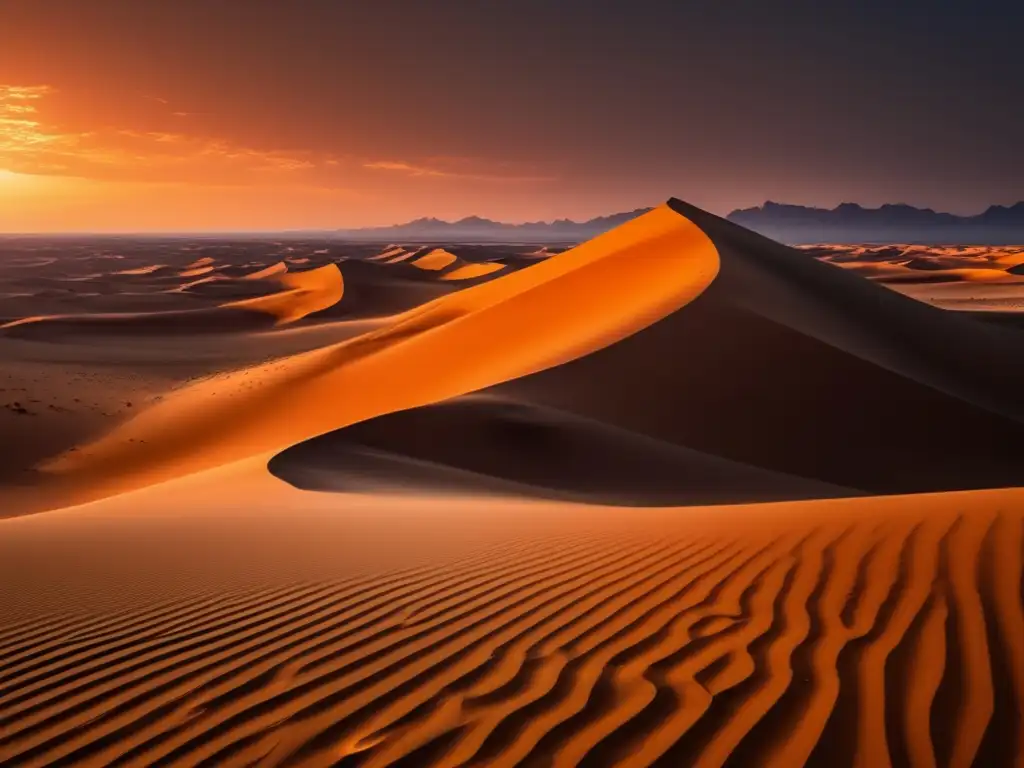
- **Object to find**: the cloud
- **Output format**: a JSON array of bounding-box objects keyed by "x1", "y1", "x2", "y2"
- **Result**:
[
  {"x1": 0, "y1": 84, "x2": 338, "y2": 186},
  {"x1": 363, "y1": 157, "x2": 556, "y2": 183},
  {"x1": 364, "y1": 160, "x2": 449, "y2": 177},
  {"x1": 0, "y1": 84, "x2": 553, "y2": 193}
]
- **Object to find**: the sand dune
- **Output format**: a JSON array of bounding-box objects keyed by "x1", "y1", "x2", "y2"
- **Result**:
[
  {"x1": 178, "y1": 265, "x2": 217, "y2": 278},
  {"x1": 411, "y1": 248, "x2": 459, "y2": 271},
  {"x1": 241, "y1": 261, "x2": 289, "y2": 281},
  {"x1": 1, "y1": 202, "x2": 1023, "y2": 766},
  {"x1": 368, "y1": 247, "x2": 409, "y2": 262},
  {"x1": 23, "y1": 206, "x2": 716, "y2": 511},
  {"x1": 12, "y1": 202, "x2": 1024, "y2": 502},
  {"x1": 0, "y1": 262, "x2": 343, "y2": 338},
  {"x1": 112, "y1": 265, "x2": 167, "y2": 276},
  {"x1": 0, "y1": 471, "x2": 1020, "y2": 767},
  {"x1": 814, "y1": 260, "x2": 913, "y2": 280},
  {"x1": 0, "y1": 306, "x2": 277, "y2": 337},
  {"x1": 304, "y1": 260, "x2": 455, "y2": 320},
  {"x1": 877, "y1": 267, "x2": 1021, "y2": 284},
  {"x1": 279, "y1": 200, "x2": 1024, "y2": 497},
  {"x1": 384, "y1": 250, "x2": 423, "y2": 265},
  {"x1": 224, "y1": 264, "x2": 345, "y2": 325},
  {"x1": 440, "y1": 262, "x2": 508, "y2": 281},
  {"x1": 808, "y1": 244, "x2": 1024, "y2": 310}
]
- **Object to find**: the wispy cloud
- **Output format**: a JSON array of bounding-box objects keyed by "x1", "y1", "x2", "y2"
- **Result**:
[
  {"x1": 0, "y1": 84, "x2": 554, "y2": 192},
  {"x1": 364, "y1": 160, "x2": 450, "y2": 177},
  {"x1": 0, "y1": 84, "x2": 332, "y2": 185},
  {"x1": 364, "y1": 157, "x2": 556, "y2": 183}
]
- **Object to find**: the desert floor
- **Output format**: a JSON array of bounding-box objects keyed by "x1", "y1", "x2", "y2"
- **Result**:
[{"x1": 1, "y1": 204, "x2": 1022, "y2": 767}]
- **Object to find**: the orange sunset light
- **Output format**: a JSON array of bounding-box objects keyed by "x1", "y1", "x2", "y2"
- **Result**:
[{"x1": 0, "y1": 82, "x2": 564, "y2": 232}]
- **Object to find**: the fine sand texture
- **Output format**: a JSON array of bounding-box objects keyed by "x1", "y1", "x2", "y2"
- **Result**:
[
  {"x1": 1, "y1": 204, "x2": 1022, "y2": 766},
  {"x1": 0, "y1": 473, "x2": 1021, "y2": 767}
]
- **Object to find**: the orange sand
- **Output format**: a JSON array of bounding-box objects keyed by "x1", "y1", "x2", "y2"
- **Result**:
[
  {"x1": 368, "y1": 247, "x2": 408, "y2": 262},
  {"x1": 113, "y1": 264, "x2": 166, "y2": 276},
  {"x1": 0, "y1": 466, "x2": 1020, "y2": 767},
  {"x1": 35, "y1": 206, "x2": 717, "y2": 508},
  {"x1": 1, "y1": 203, "x2": 1021, "y2": 767},
  {"x1": 384, "y1": 250, "x2": 422, "y2": 264},
  {"x1": 411, "y1": 249, "x2": 459, "y2": 271},
  {"x1": 224, "y1": 263, "x2": 344, "y2": 325},
  {"x1": 241, "y1": 261, "x2": 288, "y2": 281},
  {"x1": 178, "y1": 265, "x2": 216, "y2": 278},
  {"x1": 440, "y1": 262, "x2": 507, "y2": 280}
]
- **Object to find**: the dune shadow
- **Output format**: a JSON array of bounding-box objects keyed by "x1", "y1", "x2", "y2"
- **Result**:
[{"x1": 269, "y1": 396, "x2": 857, "y2": 506}]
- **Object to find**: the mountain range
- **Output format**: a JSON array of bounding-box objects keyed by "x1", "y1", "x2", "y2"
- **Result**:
[
  {"x1": 334, "y1": 209, "x2": 653, "y2": 242},
  {"x1": 334, "y1": 202, "x2": 1024, "y2": 244},
  {"x1": 727, "y1": 201, "x2": 1024, "y2": 244}
]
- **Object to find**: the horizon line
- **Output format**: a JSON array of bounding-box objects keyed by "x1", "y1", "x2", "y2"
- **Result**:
[{"x1": 4, "y1": 198, "x2": 1023, "y2": 237}]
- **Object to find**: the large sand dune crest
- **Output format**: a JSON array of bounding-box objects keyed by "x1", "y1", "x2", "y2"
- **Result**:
[
  {"x1": 667, "y1": 200, "x2": 1024, "y2": 423},
  {"x1": 270, "y1": 201, "x2": 1024, "y2": 499},
  {"x1": 25, "y1": 206, "x2": 718, "y2": 512}
]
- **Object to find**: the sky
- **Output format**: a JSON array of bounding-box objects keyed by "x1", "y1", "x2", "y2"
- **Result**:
[{"x1": 2, "y1": 0, "x2": 1022, "y2": 232}]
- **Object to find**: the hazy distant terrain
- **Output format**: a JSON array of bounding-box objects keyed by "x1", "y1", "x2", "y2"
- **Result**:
[
  {"x1": 333, "y1": 209, "x2": 653, "y2": 242},
  {"x1": 729, "y1": 201, "x2": 1024, "y2": 244},
  {"x1": 322, "y1": 201, "x2": 1024, "y2": 245},
  {"x1": 806, "y1": 243, "x2": 1024, "y2": 311}
]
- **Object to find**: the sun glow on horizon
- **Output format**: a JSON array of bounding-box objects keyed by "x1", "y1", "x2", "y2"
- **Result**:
[{"x1": 0, "y1": 82, "x2": 570, "y2": 232}]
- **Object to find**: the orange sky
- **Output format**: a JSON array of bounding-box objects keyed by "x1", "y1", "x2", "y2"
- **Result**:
[
  {"x1": 0, "y1": 83, "x2": 565, "y2": 232},
  {"x1": 3, "y1": 2, "x2": 1022, "y2": 232}
]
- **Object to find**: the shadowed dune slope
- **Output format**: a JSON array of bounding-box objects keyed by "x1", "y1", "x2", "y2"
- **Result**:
[
  {"x1": 304, "y1": 260, "x2": 455, "y2": 320},
  {"x1": 0, "y1": 306, "x2": 279, "y2": 337},
  {"x1": 666, "y1": 200, "x2": 1024, "y2": 422},
  {"x1": 270, "y1": 395, "x2": 854, "y2": 505},
  {"x1": 272, "y1": 200, "x2": 1024, "y2": 498}
]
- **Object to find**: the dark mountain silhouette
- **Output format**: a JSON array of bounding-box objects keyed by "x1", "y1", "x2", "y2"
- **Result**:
[
  {"x1": 334, "y1": 201, "x2": 1024, "y2": 245},
  {"x1": 727, "y1": 201, "x2": 1024, "y2": 244},
  {"x1": 335, "y1": 209, "x2": 652, "y2": 242}
]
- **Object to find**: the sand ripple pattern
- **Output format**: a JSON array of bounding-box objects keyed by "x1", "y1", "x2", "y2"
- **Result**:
[{"x1": 0, "y1": 506, "x2": 1021, "y2": 767}]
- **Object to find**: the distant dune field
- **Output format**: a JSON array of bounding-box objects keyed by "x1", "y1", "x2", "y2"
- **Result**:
[{"x1": 1, "y1": 204, "x2": 1022, "y2": 766}]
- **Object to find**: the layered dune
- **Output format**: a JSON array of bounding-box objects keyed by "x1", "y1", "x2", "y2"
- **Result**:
[
  {"x1": 1, "y1": 203, "x2": 1022, "y2": 766},
  {"x1": 440, "y1": 262, "x2": 507, "y2": 281},
  {"x1": 224, "y1": 263, "x2": 344, "y2": 324},
  {"x1": 0, "y1": 263, "x2": 344, "y2": 337},
  {"x1": 810, "y1": 243, "x2": 1024, "y2": 310},
  {"x1": 24, "y1": 205, "x2": 718, "y2": 509},
  {"x1": 411, "y1": 249, "x2": 460, "y2": 272}
]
